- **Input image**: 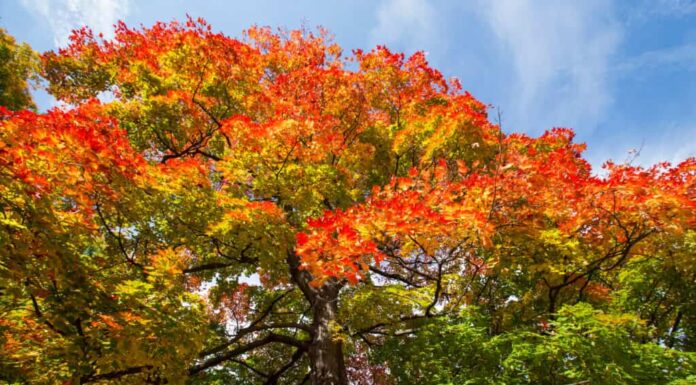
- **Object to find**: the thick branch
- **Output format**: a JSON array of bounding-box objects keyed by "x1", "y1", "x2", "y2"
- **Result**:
[
  {"x1": 189, "y1": 334, "x2": 308, "y2": 376},
  {"x1": 81, "y1": 365, "x2": 153, "y2": 383},
  {"x1": 287, "y1": 251, "x2": 317, "y2": 302},
  {"x1": 183, "y1": 262, "x2": 235, "y2": 274},
  {"x1": 368, "y1": 266, "x2": 423, "y2": 287}
]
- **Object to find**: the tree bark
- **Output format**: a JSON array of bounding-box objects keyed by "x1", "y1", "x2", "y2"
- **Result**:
[
  {"x1": 308, "y1": 284, "x2": 348, "y2": 385},
  {"x1": 287, "y1": 252, "x2": 348, "y2": 385}
]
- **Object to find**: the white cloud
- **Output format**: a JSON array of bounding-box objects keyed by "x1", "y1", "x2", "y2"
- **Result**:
[
  {"x1": 475, "y1": 0, "x2": 622, "y2": 133},
  {"x1": 370, "y1": 0, "x2": 441, "y2": 51},
  {"x1": 655, "y1": 0, "x2": 696, "y2": 15},
  {"x1": 617, "y1": 43, "x2": 696, "y2": 73},
  {"x1": 587, "y1": 135, "x2": 694, "y2": 172},
  {"x1": 627, "y1": 125, "x2": 695, "y2": 167},
  {"x1": 20, "y1": 0, "x2": 130, "y2": 47},
  {"x1": 634, "y1": 0, "x2": 696, "y2": 19}
]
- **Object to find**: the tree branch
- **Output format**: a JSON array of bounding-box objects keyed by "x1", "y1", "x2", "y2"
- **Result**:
[
  {"x1": 81, "y1": 365, "x2": 153, "y2": 383},
  {"x1": 189, "y1": 334, "x2": 309, "y2": 376}
]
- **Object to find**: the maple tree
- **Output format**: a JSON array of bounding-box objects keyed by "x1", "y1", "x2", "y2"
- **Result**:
[{"x1": 1, "y1": 19, "x2": 694, "y2": 384}]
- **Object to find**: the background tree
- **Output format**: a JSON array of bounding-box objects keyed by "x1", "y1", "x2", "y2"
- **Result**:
[
  {"x1": 0, "y1": 27, "x2": 38, "y2": 111},
  {"x1": 1, "y1": 20, "x2": 694, "y2": 384}
]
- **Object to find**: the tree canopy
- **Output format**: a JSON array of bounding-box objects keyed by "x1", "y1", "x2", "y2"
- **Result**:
[
  {"x1": 0, "y1": 27, "x2": 39, "y2": 111},
  {"x1": 1, "y1": 19, "x2": 694, "y2": 385}
]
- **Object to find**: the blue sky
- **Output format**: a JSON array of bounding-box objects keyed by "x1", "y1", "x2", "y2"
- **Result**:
[{"x1": 2, "y1": 0, "x2": 695, "y2": 170}]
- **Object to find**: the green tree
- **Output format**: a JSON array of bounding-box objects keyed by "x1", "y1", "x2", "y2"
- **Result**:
[
  {"x1": 0, "y1": 28, "x2": 38, "y2": 110},
  {"x1": 376, "y1": 304, "x2": 696, "y2": 385}
]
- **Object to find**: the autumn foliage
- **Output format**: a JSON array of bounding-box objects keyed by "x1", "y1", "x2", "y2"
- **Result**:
[{"x1": 1, "y1": 19, "x2": 694, "y2": 385}]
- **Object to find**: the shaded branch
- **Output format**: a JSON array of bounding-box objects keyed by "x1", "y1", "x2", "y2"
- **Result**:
[
  {"x1": 189, "y1": 334, "x2": 309, "y2": 376},
  {"x1": 264, "y1": 346, "x2": 307, "y2": 385},
  {"x1": 81, "y1": 365, "x2": 153, "y2": 383},
  {"x1": 183, "y1": 262, "x2": 235, "y2": 274}
]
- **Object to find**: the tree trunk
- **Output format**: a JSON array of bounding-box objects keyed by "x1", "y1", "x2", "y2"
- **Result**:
[
  {"x1": 308, "y1": 286, "x2": 348, "y2": 385},
  {"x1": 287, "y1": 252, "x2": 348, "y2": 385}
]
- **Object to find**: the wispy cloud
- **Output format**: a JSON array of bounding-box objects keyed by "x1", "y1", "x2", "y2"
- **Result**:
[
  {"x1": 618, "y1": 43, "x2": 696, "y2": 73},
  {"x1": 370, "y1": 0, "x2": 442, "y2": 51},
  {"x1": 656, "y1": 0, "x2": 696, "y2": 15},
  {"x1": 633, "y1": 0, "x2": 696, "y2": 19},
  {"x1": 475, "y1": 0, "x2": 622, "y2": 134},
  {"x1": 640, "y1": 133, "x2": 695, "y2": 166},
  {"x1": 20, "y1": 0, "x2": 130, "y2": 47}
]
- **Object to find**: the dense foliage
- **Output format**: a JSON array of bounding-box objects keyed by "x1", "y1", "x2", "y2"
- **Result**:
[
  {"x1": 0, "y1": 28, "x2": 39, "y2": 111},
  {"x1": 0, "y1": 19, "x2": 694, "y2": 384}
]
